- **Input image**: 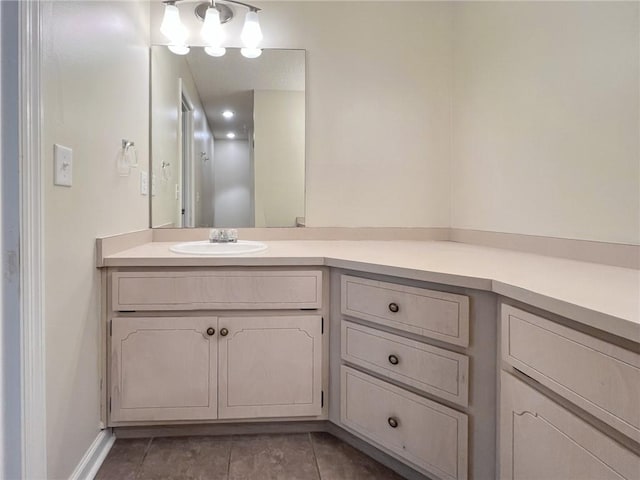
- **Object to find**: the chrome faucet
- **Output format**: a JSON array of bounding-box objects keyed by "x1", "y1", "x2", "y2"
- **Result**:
[{"x1": 209, "y1": 228, "x2": 238, "y2": 243}]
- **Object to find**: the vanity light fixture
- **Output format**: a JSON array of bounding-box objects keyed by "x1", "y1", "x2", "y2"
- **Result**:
[
  {"x1": 226, "y1": 132, "x2": 236, "y2": 139},
  {"x1": 222, "y1": 110, "x2": 234, "y2": 119},
  {"x1": 163, "y1": 0, "x2": 264, "y2": 59}
]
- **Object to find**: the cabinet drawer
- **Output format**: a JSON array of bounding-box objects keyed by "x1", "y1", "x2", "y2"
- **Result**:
[
  {"x1": 500, "y1": 372, "x2": 640, "y2": 480},
  {"x1": 341, "y1": 366, "x2": 468, "y2": 480},
  {"x1": 502, "y1": 305, "x2": 640, "y2": 443},
  {"x1": 112, "y1": 270, "x2": 322, "y2": 311},
  {"x1": 341, "y1": 321, "x2": 469, "y2": 406},
  {"x1": 341, "y1": 275, "x2": 469, "y2": 347}
]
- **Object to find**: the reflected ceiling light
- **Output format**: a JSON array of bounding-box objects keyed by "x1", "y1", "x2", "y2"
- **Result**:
[
  {"x1": 226, "y1": 132, "x2": 236, "y2": 139},
  {"x1": 222, "y1": 110, "x2": 234, "y2": 119},
  {"x1": 162, "y1": 1, "x2": 264, "y2": 59}
]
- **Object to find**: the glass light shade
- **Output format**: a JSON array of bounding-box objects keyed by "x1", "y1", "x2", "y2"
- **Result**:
[
  {"x1": 201, "y1": 7, "x2": 224, "y2": 45},
  {"x1": 160, "y1": 4, "x2": 185, "y2": 41},
  {"x1": 241, "y1": 47, "x2": 262, "y2": 59},
  {"x1": 205, "y1": 46, "x2": 226, "y2": 57},
  {"x1": 241, "y1": 11, "x2": 263, "y2": 48},
  {"x1": 168, "y1": 44, "x2": 190, "y2": 55}
]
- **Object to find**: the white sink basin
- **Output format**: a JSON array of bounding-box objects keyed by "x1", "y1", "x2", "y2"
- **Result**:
[{"x1": 169, "y1": 240, "x2": 268, "y2": 256}]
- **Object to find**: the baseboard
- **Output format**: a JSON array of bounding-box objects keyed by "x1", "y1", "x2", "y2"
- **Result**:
[{"x1": 69, "y1": 429, "x2": 115, "y2": 480}]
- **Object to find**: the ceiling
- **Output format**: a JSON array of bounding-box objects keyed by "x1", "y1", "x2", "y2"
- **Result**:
[{"x1": 185, "y1": 48, "x2": 305, "y2": 140}]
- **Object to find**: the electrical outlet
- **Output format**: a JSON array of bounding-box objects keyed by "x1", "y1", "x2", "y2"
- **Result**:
[
  {"x1": 54, "y1": 144, "x2": 73, "y2": 187},
  {"x1": 140, "y1": 171, "x2": 149, "y2": 196}
]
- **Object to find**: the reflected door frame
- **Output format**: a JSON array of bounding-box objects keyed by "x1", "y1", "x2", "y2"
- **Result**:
[{"x1": 178, "y1": 79, "x2": 195, "y2": 228}]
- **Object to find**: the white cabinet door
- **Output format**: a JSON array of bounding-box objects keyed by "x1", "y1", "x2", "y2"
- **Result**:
[
  {"x1": 110, "y1": 316, "x2": 218, "y2": 423},
  {"x1": 500, "y1": 372, "x2": 640, "y2": 480},
  {"x1": 218, "y1": 315, "x2": 323, "y2": 419}
]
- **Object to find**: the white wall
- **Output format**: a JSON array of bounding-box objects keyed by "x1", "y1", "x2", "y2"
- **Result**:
[
  {"x1": 254, "y1": 90, "x2": 305, "y2": 227},
  {"x1": 152, "y1": 1, "x2": 454, "y2": 228},
  {"x1": 214, "y1": 140, "x2": 253, "y2": 227},
  {"x1": 40, "y1": 1, "x2": 150, "y2": 477},
  {"x1": 451, "y1": 1, "x2": 640, "y2": 245}
]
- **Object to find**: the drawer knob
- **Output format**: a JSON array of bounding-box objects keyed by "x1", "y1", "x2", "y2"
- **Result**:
[
  {"x1": 206, "y1": 327, "x2": 215, "y2": 336},
  {"x1": 220, "y1": 328, "x2": 229, "y2": 337},
  {"x1": 387, "y1": 417, "x2": 399, "y2": 428},
  {"x1": 388, "y1": 354, "x2": 399, "y2": 365},
  {"x1": 388, "y1": 302, "x2": 399, "y2": 313}
]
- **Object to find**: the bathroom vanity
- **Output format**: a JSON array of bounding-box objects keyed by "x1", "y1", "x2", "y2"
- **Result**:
[{"x1": 98, "y1": 237, "x2": 640, "y2": 480}]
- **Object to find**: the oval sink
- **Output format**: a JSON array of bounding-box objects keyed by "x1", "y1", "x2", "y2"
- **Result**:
[{"x1": 169, "y1": 240, "x2": 268, "y2": 256}]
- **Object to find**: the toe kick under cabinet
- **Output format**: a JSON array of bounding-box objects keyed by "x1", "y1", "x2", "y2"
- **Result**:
[
  {"x1": 339, "y1": 275, "x2": 471, "y2": 480},
  {"x1": 106, "y1": 268, "x2": 326, "y2": 426}
]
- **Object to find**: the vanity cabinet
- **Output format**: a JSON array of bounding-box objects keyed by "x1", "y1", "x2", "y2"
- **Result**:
[
  {"x1": 106, "y1": 268, "x2": 326, "y2": 426},
  {"x1": 338, "y1": 274, "x2": 472, "y2": 480},
  {"x1": 500, "y1": 305, "x2": 640, "y2": 479}
]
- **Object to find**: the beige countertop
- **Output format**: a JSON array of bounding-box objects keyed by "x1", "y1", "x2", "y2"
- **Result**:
[{"x1": 102, "y1": 240, "x2": 640, "y2": 342}]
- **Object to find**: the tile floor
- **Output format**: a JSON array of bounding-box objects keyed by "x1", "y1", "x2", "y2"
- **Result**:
[{"x1": 95, "y1": 432, "x2": 406, "y2": 480}]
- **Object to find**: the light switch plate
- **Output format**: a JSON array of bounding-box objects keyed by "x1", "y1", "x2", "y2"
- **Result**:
[
  {"x1": 54, "y1": 144, "x2": 73, "y2": 187},
  {"x1": 140, "y1": 171, "x2": 149, "y2": 196}
]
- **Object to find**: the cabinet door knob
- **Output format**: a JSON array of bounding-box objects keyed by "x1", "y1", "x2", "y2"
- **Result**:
[
  {"x1": 220, "y1": 328, "x2": 229, "y2": 337},
  {"x1": 206, "y1": 327, "x2": 215, "y2": 336},
  {"x1": 388, "y1": 302, "x2": 399, "y2": 313},
  {"x1": 387, "y1": 417, "x2": 399, "y2": 428},
  {"x1": 388, "y1": 354, "x2": 399, "y2": 365}
]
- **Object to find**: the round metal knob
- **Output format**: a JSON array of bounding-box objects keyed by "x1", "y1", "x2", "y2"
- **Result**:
[
  {"x1": 388, "y1": 417, "x2": 399, "y2": 428},
  {"x1": 388, "y1": 302, "x2": 399, "y2": 313},
  {"x1": 206, "y1": 327, "x2": 215, "y2": 336},
  {"x1": 220, "y1": 328, "x2": 229, "y2": 337},
  {"x1": 388, "y1": 354, "x2": 399, "y2": 365}
]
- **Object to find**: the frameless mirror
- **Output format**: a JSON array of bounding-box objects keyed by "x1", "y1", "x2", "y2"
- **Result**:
[{"x1": 150, "y1": 46, "x2": 306, "y2": 228}]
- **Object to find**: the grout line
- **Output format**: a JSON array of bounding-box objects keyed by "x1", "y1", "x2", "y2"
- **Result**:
[
  {"x1": 308, "y1": 432, "x2": 323, "y2": 480},
  {"x1": 133, "y1": 437, "x2": 153, "y2": 480},
  {"x1": 226, "y1": 435, "x2": 234, "y2": 480}
]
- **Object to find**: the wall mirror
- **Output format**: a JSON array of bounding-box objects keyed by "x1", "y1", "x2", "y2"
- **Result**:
[{"x1": 150, "y1": 46, "x2": 306, "y2": 228}]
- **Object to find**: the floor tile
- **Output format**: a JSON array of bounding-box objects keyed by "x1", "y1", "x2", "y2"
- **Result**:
[
  {"x1": 95, "y1": 438, "x2": 150, "y2": 480},
  {"x1": 311, "y1": 432, "x2": 404, "y2": 480},
  {"x1": 136, "y1": 435, "x2": 232, "y2": 480},
  {"x1": 228, "y1": 433, "x2": 320, "y2": 480}
]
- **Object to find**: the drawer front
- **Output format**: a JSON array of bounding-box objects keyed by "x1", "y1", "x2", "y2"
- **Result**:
[
  {"x1": 341, "y1": 321, "x2": 469, "y2": 406},
  {"x1": 341, "y1": 366, "x2": 468, "y2": 480},
  {"x1": 341, "y1": 275, "x2": 469, "y2": 347},
  {"x1": 112, "y1": 270, "x2": 322, "y2": 311},
  {"x1": 502, "y1": 305, "x2": 640, "y2": 442}
]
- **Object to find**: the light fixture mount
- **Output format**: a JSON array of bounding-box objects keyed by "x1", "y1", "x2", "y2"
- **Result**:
[{"x1": 194, "y1": 2, "x2": 234, "y2": 24}]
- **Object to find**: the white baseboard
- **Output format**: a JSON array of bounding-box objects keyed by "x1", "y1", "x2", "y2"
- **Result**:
[{"x1": 68, "y1": 430, "x2": 115, "y2": 480}]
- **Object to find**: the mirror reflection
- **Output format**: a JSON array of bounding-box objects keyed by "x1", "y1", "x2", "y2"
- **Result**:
[{"x1": 150, "y1": 46, "x2": 306, "y2": 228}]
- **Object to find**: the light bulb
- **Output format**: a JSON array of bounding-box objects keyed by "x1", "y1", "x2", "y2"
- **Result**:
[
  {"x1": 168, "y1": 44, "x2": 190, "y2": 55},
  {"x1": 201, "y1": 6, "x2": 224, "y2": 46},
  {"x1": 222, "y1": 110, "x2": 234, "y2": 119},
  {"x1": 241, "y1": 47, "x2": 262, "y2": 59},
  {"x1": 204, "y1": 46, "x2": 226, "y2": 57},
  {"x1": 226, "y1": 132, "x2": 236, "y2": 139},
  {"x1": 241, "y1": 10, "x2": 263, "y2": 49},
  {"x1": 160, "y1": 4, "x2": 187, "y2": 42}
]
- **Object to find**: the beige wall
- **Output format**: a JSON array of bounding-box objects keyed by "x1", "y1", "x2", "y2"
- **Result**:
[
  {"x1": 451, "y1": 1, "x2": 640, "y2": 245},
  {"x1": 152, "y1": 1, "x2": 454, "y2": 228},
  {"x1": 150, "y1": 47, "x2": 214, "y2": 228},
  {"x1": 254, "y1": 90, "x2": 305, "y2": 227},
  {"x1": 40, "y1": 1, "x2": 150, "y2": 477}
]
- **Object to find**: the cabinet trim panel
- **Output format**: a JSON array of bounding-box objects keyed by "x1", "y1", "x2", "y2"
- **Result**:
[
  {"x1": 341, "y1": 275, "x2": 469, "y2": 347},
  {"x1": 502, "y1": 305, "x2": 640, "y2": 442},
  {"x1": 341, "y1": 321, "x2": 469, "y2": 406},
  {"x1": 340, "y1": 366, "x2": 468, "y2": 480},
  {"x1": 112, "y1": 270, "x2": 322, "y2": 311}
]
